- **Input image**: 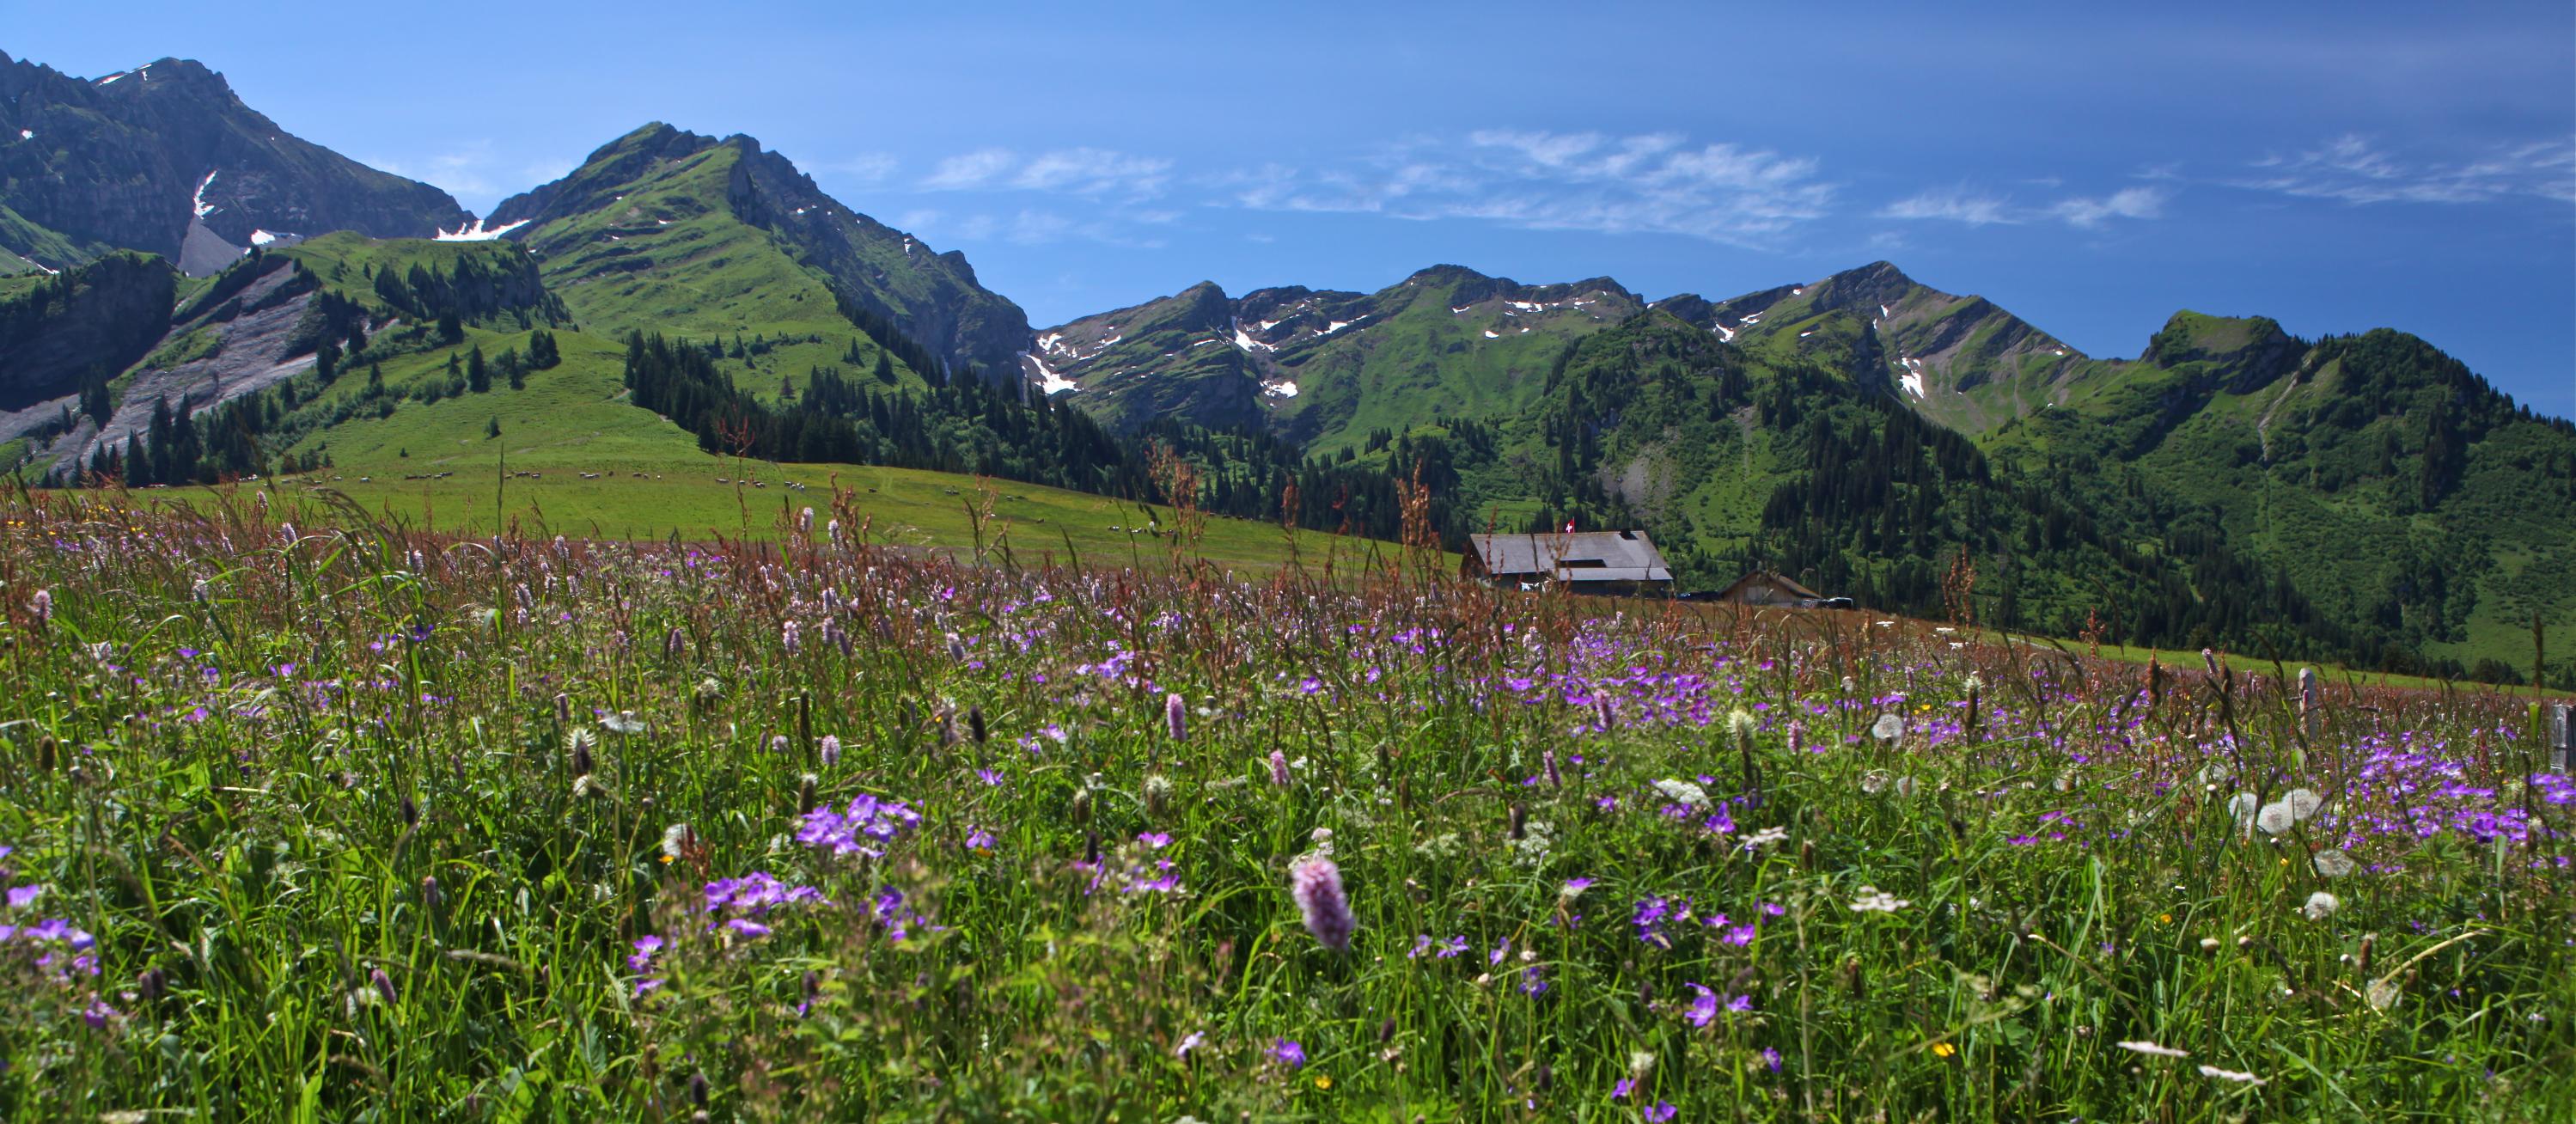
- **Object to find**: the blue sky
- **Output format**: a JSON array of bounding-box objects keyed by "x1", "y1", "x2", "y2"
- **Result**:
[{"x1": 10, "y1": 0, "x2": 2571, "y2": 414}]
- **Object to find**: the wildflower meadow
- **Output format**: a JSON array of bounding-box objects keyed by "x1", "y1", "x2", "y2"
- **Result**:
[{"x1": 0, "y1": 486, "x2": 2569, "y2": 1120}]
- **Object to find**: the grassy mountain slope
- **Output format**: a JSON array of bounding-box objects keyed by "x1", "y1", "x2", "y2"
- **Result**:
[
  {"x1": 1030, "y1": 266, "x2": 1642, "y2": 449},
  {"x1": 1658, "y1": 261, "x2": 2090, "y2": 433},
  {"x1": 1981, "y1": 315, "x2": 2576, "y2": 675},
  {"x1": 488, "y1": 124, "x2": 1028, "y2": 382}
]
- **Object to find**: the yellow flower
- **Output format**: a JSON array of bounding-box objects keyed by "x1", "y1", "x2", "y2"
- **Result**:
[
  {"x1": 1931, "y1": 1042, "x2": 1956, "y2": 1058},
  {"x1": 1314, "y1": 1075, "x2": 1333, "y2": 1090},
  {"x1": 2158, "y1": 913, "x2": 2172, "y2": 925}
]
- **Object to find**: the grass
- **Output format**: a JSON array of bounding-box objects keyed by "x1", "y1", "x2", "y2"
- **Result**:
[{"x1": 0, "y1": 493, "x2": 2569, "y2": 1119}]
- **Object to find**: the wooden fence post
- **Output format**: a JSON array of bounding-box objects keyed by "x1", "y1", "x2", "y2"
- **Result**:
[{"x1": 2552, "y1": 703, "x2": 2572, "y2": 775}]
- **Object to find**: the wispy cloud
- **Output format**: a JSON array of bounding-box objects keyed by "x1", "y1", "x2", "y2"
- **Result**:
[
  {"x1": 1877, "y1": 184, "x2": 2167, "y2": 229},
  {"x1": 922, "y1": 148, "x2": 1017, "y2": 191},
  {"x1": 1012, "y1": 148, "x2": 1172, "y2": 197},
  {"x1": 2052, "y1": 186, "x2": 2169, "y2": 228},
  {"x1": 1879, "y1": 189, "x2": 2017, "y2": 226},
  {"x1": 2234, "y1": 134, "x2": 2575, "y2": 205},
  {"x1": 919, "y1": 146, "x2": 1171, "y2": 200},
  {"x1": 1215, "y1": 129, "x2": 1835, "y2": 247}
]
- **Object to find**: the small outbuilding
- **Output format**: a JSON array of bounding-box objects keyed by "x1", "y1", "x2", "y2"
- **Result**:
[
  {"x1": 1465, "y1": 530, "x2": 1674, "y2": 596},
  {"x1": 1707, "y1": 571, "x2": 1840, "y2": 608}
]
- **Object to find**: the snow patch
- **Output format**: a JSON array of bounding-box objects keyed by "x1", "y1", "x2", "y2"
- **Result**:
[
  {"x1": 1878, "y1": 304, "x2": 1890, "y2": 318},
  {"x1": 1792, "y1": 287, "x2": 1804, "y2": 296},
  {"x1": 192, "y1": 170, "x2": 220, "y2": 218},
  {"x1": 1896, "y1": 357, "x2": 1926, "y2": 398},
  {"x1": 1712, "y1": 323, "x2": 1736, "y2": 342},
  {"x1": 1023, "y1": 351, "x2": 1078, "y2": 395},
  {"x1": 2051, "y1": 348, "x2": 2066, "y2": 357},
  {"x1": 1191, "y1": 339, "x2": 1219, "y2": 348},
  {"x1": 97, "y1": 71, "x2": 128, "y2": 85},
  {"x1": 1450, "y1": 304, "x2": 1474, "y2": 314},
  {"x1": 1740, "y1": 312, "x2": 1761, "y2": 325},
  {"x1": 434, "y1": 217, "x2": 531, "y2": 241},
  {"x1": 1319, "y1": 316, "x2": 1366, "y2": 334},
  {"x1": 1483, "y1": 330, "x2": 1500, "y2": 339},
  {"x1": 1261, "y1": 379, "x2": 1299, "y2": 398},
  {"x1": 247, "y1": 229, "x2": 294, "y2": 247},
  {"x1": 1037, "y1": 333, "x2": 1066, "y2": 356},
  {"x1": 1798, "y1": 330, "x2": 1815, "y2": 339},
  {"x1": 1230, "y1": 318, "x2": 1273, "y2": 353},
  {"x1": 15, "y1": 130, "x2": 29, "y2": 142}
]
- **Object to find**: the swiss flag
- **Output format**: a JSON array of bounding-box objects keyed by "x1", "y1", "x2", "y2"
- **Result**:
[{"x1": 1563, "y1": 519, "x2": 1576, "y2": 534}]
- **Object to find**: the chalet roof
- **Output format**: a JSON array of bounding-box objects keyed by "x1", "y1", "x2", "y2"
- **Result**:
[
  {"x1": 1715, "y1": 571, "x2": 1825, "y2": 601},
  {"x1": 1469, "y1": 531, "x2": 1673, "y2": 583}
]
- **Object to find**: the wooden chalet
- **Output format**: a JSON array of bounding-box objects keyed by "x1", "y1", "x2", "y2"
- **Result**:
[{"x1": 1465, "y1": 530, "x2": 1674, "y2": 596}]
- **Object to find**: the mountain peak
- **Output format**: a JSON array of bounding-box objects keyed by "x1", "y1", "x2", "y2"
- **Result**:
[
  {"x1": 1404, "y1": 264, "x2": 1494, "y2": 286},
  {"x1": 2144, "y1": 310, "x2": 2301, "y2": 387}
]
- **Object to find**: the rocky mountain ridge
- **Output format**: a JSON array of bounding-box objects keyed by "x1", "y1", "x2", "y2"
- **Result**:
[{"x1": 0, "y1": 52, "x2": 467, "y2": 276}]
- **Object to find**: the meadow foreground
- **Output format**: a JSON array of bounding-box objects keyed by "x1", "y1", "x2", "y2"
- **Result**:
[{"x1": 0, "y1": 489, "x2": 2568, "y2": 1121}]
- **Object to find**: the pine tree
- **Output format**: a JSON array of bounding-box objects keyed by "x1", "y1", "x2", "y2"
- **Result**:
[{"x1": 468, "y1": 345, "x2": 491, "y2": 393}]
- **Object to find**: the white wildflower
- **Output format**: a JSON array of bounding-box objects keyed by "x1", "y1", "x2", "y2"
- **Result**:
[
  {"x1": 2197, "y1": 1065, "x2": 2266, "y2": 1085},
  {"x1": 2301, "y1": 891, "x2": 2340, "y2": 921},
  {"x1": 2282, "y1": 788, "x2": 2323, "y2": 822},
  {"x1": 2365, "y1": 979, "x2": 2402, "y2": 1011},
  {"x1": 2225, "y1": 791, "x2": 2260, "y2": 830},
  {"x1": 2115, "y1": 1040, "x2": 2190, "y2": 1059},
  {"x1": 2311, "y1": 850, "x2": 2356, "y2": 878},
  {"x1": 1848, "y1": 886, "x2": 1912, "y2": 913},
  {"x1": 1871, "y1": 714, "x2": 1905, "y2": 741},
  {"x1": 1740, "y1": 825, "x2": 1790, "y2": 852},
  {"x1": 1654, "y1": 779, "x2": 1710, "y2": 808},
  {"x1": 2255, "y1": 802, "x2": 2297, "y2": 835},
  {"x1": 1860, "y1": 770, "x2": 1891, "y2": 795}
]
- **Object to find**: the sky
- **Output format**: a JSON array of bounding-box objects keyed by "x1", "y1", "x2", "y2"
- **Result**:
[{"x1": 9, "y1": 0, "x2": 2571, "y2": 415}]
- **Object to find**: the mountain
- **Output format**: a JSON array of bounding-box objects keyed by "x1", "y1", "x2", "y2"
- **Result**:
[
  {"x1": 0, "y1": 52, "x2": 468, "y2": 276},
  {"x1": 1654, "y1": 260, "x2": 2090, "y2": 434},
  {"x1": 1022, "y1": 265, "x2": 1645, "y2": 446},
  {"x1": 486, "y1": 123, "x2": 1030, "y2": 379},
  {"x1": 0, "y1": 42, "x2": 2565, "y2": 683}
]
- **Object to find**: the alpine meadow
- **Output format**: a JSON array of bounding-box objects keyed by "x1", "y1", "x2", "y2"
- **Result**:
[{"x1": 0, "y1": 3, "x2": 2572, "y2": 1120}]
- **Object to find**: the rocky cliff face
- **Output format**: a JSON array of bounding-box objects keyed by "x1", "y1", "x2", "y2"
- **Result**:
[{"x1": 0, "y1": 52, "x2": 469, "y2": 275}]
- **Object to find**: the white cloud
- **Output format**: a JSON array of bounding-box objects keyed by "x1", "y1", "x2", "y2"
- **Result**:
[
  {"x1": 1220, "y1": 129, "x2": 1836, "y2": 247},
  {"x1": 2051, "y1": 186, "x2": 2168, "y2": 228},
  {"x1": 1880, "y1": 189, "x2": 2018, "y2": 226},
  {"x1": 2234, "y1": 134, "x2": 2575, "y2": 205},
  {"x1": 922, "y1": 148, "x2": 1016, "y2": 190},
  {"x1": 1011, "y1": 148, "x2": 1171, "y2": 199}
]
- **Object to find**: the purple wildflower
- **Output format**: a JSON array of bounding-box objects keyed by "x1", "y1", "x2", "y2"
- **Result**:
[
  {"x1": 1289, "y1": 856, "x2": 1354, "y2": 952},
  {"x1": 1268, "y1": 1038, "x2": 1306, "y2": 1068},
  {"x1": 1683, "y1": 982, "x2": 1718, "y2": 1027}
]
